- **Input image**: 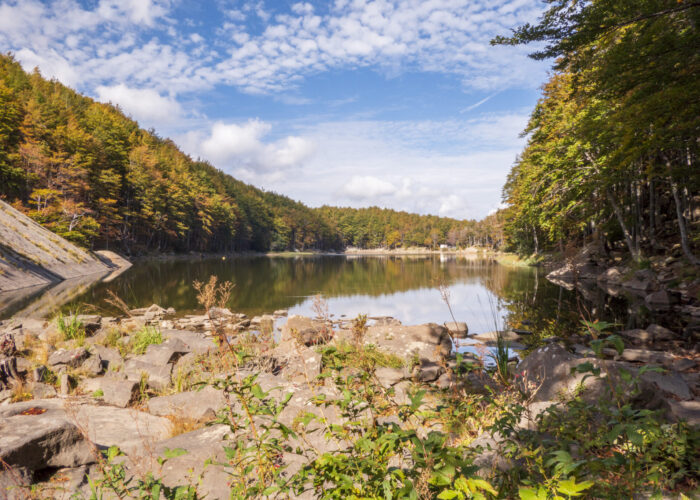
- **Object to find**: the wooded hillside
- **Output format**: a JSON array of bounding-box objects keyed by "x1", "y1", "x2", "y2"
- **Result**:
[{"x1": 496, "y1": 0, "x2": 699, "y2": 264}]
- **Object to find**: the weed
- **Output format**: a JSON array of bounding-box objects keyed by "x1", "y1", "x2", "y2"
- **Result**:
[
  {"x1": 56, "y1": 311, "x2": 85, "y2": 344},
  {"x1": 166, "y1": 415, "x2": 204, "y2": 438},
  {"x1": 130, "y1": 325, "x2": 162, "y2": 355},
  {"x1": 351, "y1": 313, "x2": 368, "y2": 348},
  {"x1": 92, "y1": 389, "x2": 104, "y2": 398}
]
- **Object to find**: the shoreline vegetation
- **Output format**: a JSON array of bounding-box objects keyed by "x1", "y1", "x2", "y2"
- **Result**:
[{"x1": 0, "y1": 284, "x2": 697, "y2": 498}]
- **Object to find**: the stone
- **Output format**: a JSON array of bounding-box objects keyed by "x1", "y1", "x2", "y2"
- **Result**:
[
  {"x1": 472, "y1": 330, "x2": 521, "y2": 342},
  {"x1": 60, "y1": 373, "x2": 70, "y2": 395},
  {"x1": 645, "y1": 290, "x2": 677, "y2": 308},
  {"x1": 48, "y1": 348, "x2": 88, "y2": 368},
  {"x1": 444, "y1": 321, "x2": 468, "y2": 337},
  {"x1": 617, "y1": 348, "x2": 675, "y2": 365},
  {"x1": 30, "y1": 382, "x2": 56, "y2": 399},
  {"x1": 374, "y1": 367, "x2": 407, "y2": 387},
  {"x1": 82, "y1": 378, "x2": 137, "y2": 408},
  {"x1": 138, "y1": 338, "x2": 189, "y2": 366},
  {"x1": 435, "y1": 372, "x2": 452, "y2": 390},
  {"x1": 281, "y1": 315, "x2": 331, "y2": 346},
  {"x1": 645, "y1": 324, "x2": 676, "y2": 340},
  {"x1": 31, "y1": 365, "x2": 46, "y2": 383},
  {"x1": 270, "y1": 341, "x2": 321, "y2": 385},
  {"x1": 80, "y1": 354, "x2": 104, "y2": 377},
  {"x1": 416, "y1": 359, "x2": 443, "y2": 383},
  {"x1": 667, "y1": 400, "x2": 700, "y2": 427},
  {"x1": 0, "y1": 400, "x2": 94, "y2": 473},
  {"x1": 75, "y1": 315, "x2": 101, "y2": 333},
  {"x1": 469, "y1": 432, "x2": 513, "y2": 477},
  {"x1": 147, "y1": 386, "x2": 226, "y2": 420},
  {"x1": 515, "y1": 344, "x2": 654, "y2": 405},
  {"x1": 124, "y1": 359, "x2": 173, "y2": 390},
  {"x1": 621, "y1": 278, "x2": 654, "y2": 291},
  {"x1": 208, "y1": 307, "x2": 233, "y2": 320},
  {"x1": 274, "y1": 309, "x2": 288, "y2": 316},
  {"x1": 597, "y1": 267, "x2": 623, "y2": 284},
  {"x1": 640, "y1": 371, "x2": 692, "y2": 400},
  {"x1": 151, "y1": 425, "x2": 231, "y2": 500},
  {"x1": 162, "y1": 329, "x2": 217, "y2": 355},
  {"x1": 91, "y1": 345, "x2": 122, "y2": 370},
  {"x1": 671, "y1": 358, "x2": 697, "y2": 372}
]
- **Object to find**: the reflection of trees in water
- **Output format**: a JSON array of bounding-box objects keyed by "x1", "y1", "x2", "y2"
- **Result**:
[{"x1": 51, "y1": 256, "x2": 660, "y2": 334}]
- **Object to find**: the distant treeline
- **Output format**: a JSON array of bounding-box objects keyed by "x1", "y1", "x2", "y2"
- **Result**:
[
  {"x1": 0, "y1": 54, "x2": 508, "y2": 254},
  {"x1": 316, "y1": 206, "x2": 504, "y2": 249},
  {"x1": 495, "y1": 0, "x2": 699, "y2": 263}
]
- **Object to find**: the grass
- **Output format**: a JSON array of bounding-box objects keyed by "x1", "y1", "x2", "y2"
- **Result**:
[
  {"x1": 129, "y1": 326, "x2": 163, "y2": 355},
  {"x1": 56, "y1": 311, "x2": 85, "y2": 344},
  {"x1": 495, "y1": 252, "x2": 543, "y2": 267},
  {"x1": 166, "y1": 415, "x2": 206, "y2": 437},
  {"x1": 321, "y1": 341, "x2": 405, "y2": 371}
]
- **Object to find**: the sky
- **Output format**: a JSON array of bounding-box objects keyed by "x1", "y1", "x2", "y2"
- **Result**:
[{"x1": 0, "y1": 0, "x2": 551, "y2": 220}]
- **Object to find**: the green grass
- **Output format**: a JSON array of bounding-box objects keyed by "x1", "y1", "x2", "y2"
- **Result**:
[
  {"x1": 320, "y1": 341, "x2": 405, "y2": 371},
  {"x1": 495, "y1": 252, "x2": 543, "y2": 267},
  {"x1": 56, "y1": 311, "x2": 85, "y2": 344},
  {"x1": 130, "y1": 326, "x2": 163, "y2": 355}
]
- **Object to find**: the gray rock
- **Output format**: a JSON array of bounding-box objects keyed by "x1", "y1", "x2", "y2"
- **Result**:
[
  {"x1": 92, "y1": 345, "x2": 122, "y2": 370},
  {"x1": 444, "y1": 321, "x2": 468, "y2": 337},
  {"x1": 60, "y1": 373, "x2": 70, "y2": 395},
  {"x1": 472, "y1": 330, "x2": 521, "y2": 342},
  {"x1": 138, "y1": 338, "x2": 189, "y2": 366},
  {"x1": 0, "y1": 400, "x2": 94, "y2": 472},
  {"x1": 207, "y1": 307, "x2": 233, "y2": 320},
  {"x1": 618, "y1": 349, "x2": 675, "y2": 365},
  {"x1": 82, "y1": 378, "x2": 138, "y2": 408},
  {"x1": 124, "y1": 359, "x2": 173, "y2": 390},
  {"x1": 147, "y1": 386, "x2": 226, "y2": 420},
  {"x1": 640, "y1": 371, "x2": 692, "y2": 400},
  {"x1": 274, "y1": 309, "x2": 288, "y2": 316},
  {"x1": 81, "y1": 354, "x2": 104, "y2": 377},
  {"x1": 30, "y1": 382, "x2": 56, "y2": 399},
  {"x1": 271, "y1": 341, "x2": 321, "y2": 384},
  {"x1": 645, "y1": 290, "x2": 676, "y2": 308},
  {"x1": 48, "y1": 348, "x2": 88, "y2": 368},
  {"x1": 622, "y1": 278, "x2": 654, "y2": 291},
  {"x1": 75, "y1": 315, "x2": 101, "y2": 333},
  {"x1": 667, "y1": 400, "x2": 700, "y2": 427},
  {"x1": 162, "y1": 329, "x2": 217, "y2": 355},
  {"x1": 671, "y1": 358, "x2": 697, "y2": 372},
  {"x1": 374, "y1": 367, "x2": 407, "y2": 387},
  {"x1": 597, "y1": 267, "x2": 623, "y2": 284},
  {"x1": 281, "y1": 315, "x2": 331, "y2": 346},
  {"x1": 416, "y1": 359, "x2": 443, "y2": 383}
]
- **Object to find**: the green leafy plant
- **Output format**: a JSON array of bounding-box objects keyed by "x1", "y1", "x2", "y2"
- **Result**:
[
  {"x1": 56, "y1": 311, "x2": 85, "y2": 344},
  {"x1": 130, "y1": 326, "x2": 163, "y2": 355}
]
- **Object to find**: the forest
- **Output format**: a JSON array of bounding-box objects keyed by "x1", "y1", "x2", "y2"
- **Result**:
[
  {"x1": 0, "y1": 53, "x2": 502, "y2": 254},
  {"x1": 496, "y1": 0, "x2": 699, "y2": 264}
]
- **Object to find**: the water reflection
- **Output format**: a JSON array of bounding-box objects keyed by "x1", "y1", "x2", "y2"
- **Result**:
[{"x1": 2, "y1": 255, "x2": 675, "y2": 338}]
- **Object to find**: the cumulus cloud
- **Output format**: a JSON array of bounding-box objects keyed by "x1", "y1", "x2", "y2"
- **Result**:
[
  {"x1": 190, "y1": 120, "x2": 316, "y2": 173},
  {"x1": 0, "y1": 0, "x2": 546, "y2": 97},
  {"x1": 96, "y1": 84, "x2": 182, "y2": 124},
  {"x1": 342, "y1": 176, "x2": 397, "y2": 199}
]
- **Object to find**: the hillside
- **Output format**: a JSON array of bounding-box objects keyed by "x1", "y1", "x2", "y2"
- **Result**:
[{"x1": 0, "y1": 54, "x2": 494, "y2": 255}]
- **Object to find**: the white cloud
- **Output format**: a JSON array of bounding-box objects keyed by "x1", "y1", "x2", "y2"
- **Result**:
[
  {"x1": 95, "y1": 84, "x2": 182, "y2": 124},
  {"x1": 189, "y1": 120, "x2": 316, "y2": 173},
  {"x1": 342, "y1": 176, "x2": 397, "y2": 199}
]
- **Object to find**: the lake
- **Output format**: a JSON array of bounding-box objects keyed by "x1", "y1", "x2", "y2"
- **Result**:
[{"x1": 2, "y1": 254, "x2": 673, "y2": 341}]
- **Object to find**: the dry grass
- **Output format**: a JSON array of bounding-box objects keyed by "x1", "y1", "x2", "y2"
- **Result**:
[
  {"x1": 166, "y1": 415, "x2": 206, "y2": 438},
  {"x1": 10, "y1": 380, "x2": 32, "y2": 402}
]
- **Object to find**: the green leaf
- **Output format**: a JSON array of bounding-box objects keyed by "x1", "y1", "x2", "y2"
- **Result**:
[
  {"x1": 557, "y1": 478, "x2": 594, "y2": 496},
  {"x1": 162, "y1": 447, "x2": 188, "y2": 459},
  {"x1": 437, "y1": 491, "x2": 459, "y2": 499}
]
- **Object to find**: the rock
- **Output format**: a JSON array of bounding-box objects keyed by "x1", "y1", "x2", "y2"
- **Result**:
[
  {"x1": 72, "y1": 403, "x2": 171, "y2": 456},
  {"x1": 75, "y1": 315, "x2": 101, "y2": 333},
  {"x1": 162, "y1": 329, "x2": 217, "y2": 354},
  {"x1": 48, "y1": 348, "x2": 89, "y2": 368},
  {"x1": 60, "y1": 373, "x2": 70, "y2": 395},
  {"x1": 620, "y1": 324, "x2": 676, "y2": 343},
  {"x1": 415, "y1": 359, "x2": 443, "y2": 383},
  {"x1": 515, "y1": 344, "x2": 653, "y2": 405},
  {"x1": 30, "y1": 382, "x2": 56, "y2": 399},
  {"x1": 91, "y1": 345, "x2": 122, "y2": 370},
  {"x1": 671, "y1": 358, "x2": 697, "y2": 372},
  {"x1": 138, "y1": 338, "x2": 189, "y2": 366},
  {"x1": 667, "y1": 400, "x2": 700, "y2": 427},
  {"x1": 124, "y1": 359, "x2": 172, "y2": 390},
  {"x1": 472, "y1": 330, "x2": 521, "y2": 342},
  {"x1": 259, "y1": 315, "x2": 275, "y2": 333},
  {"x1": 621, "y1": 277, "x2": 654, "y2": 291},
  {"x1": 617, "y1": 349, "x2": 675, "y2": 365},
  {"x1": 597, "y1": 267, "x2": 623, "y2": 284},
  {"x1": 281, "y1": 315, "x2": 331, "y2": 346},
  {"x1": 270, "y1": 341, "x2": 321, "y2": 385},
  {"x1": 640, "y1": 371, "x2": 692, "y2": 400},
  {"x1": 31, "y1": 365, "x2": 46, "y2": 383},
  {"x1": 0, "y1": 400, "x2": 94, "y2": 473},
  {"x1": 444, "y1": 321, "x2": 468, "y2": 337},
  {"x1": 274, "y1": 309, "x2": 288, "y2": 316},
  {"x1": 469, "y1": 432, "x2": 513, "y2": 477},
  {"x1": 435, "y1": 372, "x2": 452, "y2": 390},
  {"x1": 80, "y1": 354, "x2": 104, "y2": 377},
  {"x1": 151, "y1": 425, "x2": 231, "y2": 500},
  {"x1": 207, "y1": 307, "x2": 233, "y2": 320},
  {"x1": 82, "y1": 378, "x2": 138, "y2": 408},
  {"x1": 147, "y1": 386, "x2": 226, "y2": 420},
  {"x1": 645, "y1": 290, "x2": 677, "y2": 308},
  {"x1": 374, "y1": 367, "x2": 407, "y2": 387}
]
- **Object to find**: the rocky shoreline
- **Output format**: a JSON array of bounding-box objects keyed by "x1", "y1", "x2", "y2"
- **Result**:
[{"x1": 0, "y1": 301, "x2": 698, "y2": 498}]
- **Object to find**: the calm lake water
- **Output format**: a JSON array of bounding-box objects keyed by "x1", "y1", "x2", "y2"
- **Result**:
[{"x1": 2, "y1": 254, "x2": 673, "y2": 340}]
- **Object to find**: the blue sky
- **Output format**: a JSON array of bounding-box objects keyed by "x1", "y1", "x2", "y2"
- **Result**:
[{"x1": 0, "y1": 0, "x2": 550, "y2": 219}]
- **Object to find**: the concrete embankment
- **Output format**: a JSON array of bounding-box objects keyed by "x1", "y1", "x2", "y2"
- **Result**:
[{"x1": 0, "y1": 200, "x2": 130, "y2": 293}]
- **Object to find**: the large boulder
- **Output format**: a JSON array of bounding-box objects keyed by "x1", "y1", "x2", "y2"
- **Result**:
[
  {"x1": 162, "y1": 329, "x2": 217, "y2": 354},
  {"x1": 0, "y1": 400, "x2": 94, "y2": 474},
  {"x1": 444, "y1": 321, "x2": 468, "y2": 338},
  {"x1": 281, "y1": 315, "x2": 331, "y2": 346},
  {"x1": 124, "y1": 359, "x2": 173, "y2": 390},
  {"x1": 48, "y1": 348, "x2": 89, "y2": 369},
  {"x1": 138, "y1": 338, "x2": 190, "y2": 366}
]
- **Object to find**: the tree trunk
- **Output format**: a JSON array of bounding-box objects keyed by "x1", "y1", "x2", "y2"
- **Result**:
[
  {"x1": 670, "y1": 178, "x2": 699, "y2": 265},
  {"x1": 605, "y1": 186, "x2": 640, "y2": 262}
]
